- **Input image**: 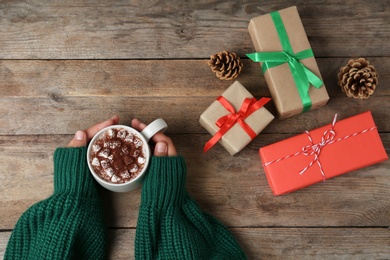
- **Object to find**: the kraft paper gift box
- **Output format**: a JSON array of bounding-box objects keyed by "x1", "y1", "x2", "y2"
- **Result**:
[
  {"x1": 247, "y1": 6, "x2": 329, "y2": 119},
  {"x1": 259, "y1": 111, "x2": 388, "y2": 196},
  {"x1": 200, "y1": 81, "x2": 274, "y2": 156}
]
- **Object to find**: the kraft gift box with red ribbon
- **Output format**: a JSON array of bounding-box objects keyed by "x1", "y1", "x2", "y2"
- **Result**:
[
  {"x1": 259, "y1": 111, "x2": 388, "y2": 196},
  {"x1": 200, "y1": 81, "x2": 274, "y2": 155},
  {"x1": 247, "y1": 6, "x2": 329, "y2": 119}
]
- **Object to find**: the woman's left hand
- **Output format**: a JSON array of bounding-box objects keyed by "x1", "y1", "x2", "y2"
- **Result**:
[{"x1": 67, "y1": 115, "x2": 120, "y2": 147}]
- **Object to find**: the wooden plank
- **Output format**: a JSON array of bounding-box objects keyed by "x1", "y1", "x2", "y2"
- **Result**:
[
  {"x1": 0, "y1": 95, "x2": 388, "y2": 135},
  {"x1": 0, "y1": 1, "x2": 388, "y2": 59},
  {"x1": 1, "y1": 228, "x2": 390, "y2": 259},
  {"x1": 1, "y1": 58, "x2": 389, "y2": 98},
  {"x1": 1, "y1": 134, "x2": 388, "y2": 229},
  {"x1": 232, "y1": 228, "x2": 390, "y2": 260},
  {"x1": 0, "y1": 232, "x2": 10, "y2": 258},
  {"x1": 1, "y1": 57, "x2": 388, "y2": 135}
]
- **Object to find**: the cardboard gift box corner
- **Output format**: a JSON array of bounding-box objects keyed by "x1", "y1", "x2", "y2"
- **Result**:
[
  {"x1": 259, "y1": 111, "x2": 388, "y2": 196},
  {"x1": 247, "y1": 6, "x2": 329, "y2": 119},
  {"x1": 200, "y1": 81, "x2": 274, "y2": 155}
]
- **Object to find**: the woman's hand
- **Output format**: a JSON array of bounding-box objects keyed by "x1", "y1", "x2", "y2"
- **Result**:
[
  {"x1": 67, "y1": 116, "x2": 176, "y2": 157},
  {"x1": 131, "y1": 118, "x2": 177, "y2": 157},
  {"x1": 67, "y1": 115, "x2": 120, "y2": 147}
]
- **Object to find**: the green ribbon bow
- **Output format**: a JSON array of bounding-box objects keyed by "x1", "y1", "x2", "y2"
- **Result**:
[{"x1": 247, "y1": 11, "x2": 324, "y2": 112}]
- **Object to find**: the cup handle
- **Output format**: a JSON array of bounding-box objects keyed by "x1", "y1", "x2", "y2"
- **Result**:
[{"x1": 140, "y1": 118, "x2": 168, "y2": 142}]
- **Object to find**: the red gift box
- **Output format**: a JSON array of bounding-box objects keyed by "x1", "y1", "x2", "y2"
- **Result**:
[{"x1": 259, "y1": 111, "x2": 388, "y2": 196}]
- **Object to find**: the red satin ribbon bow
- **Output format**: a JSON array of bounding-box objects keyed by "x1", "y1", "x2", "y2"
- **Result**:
[{"x1": 203, "y1": 96, "x2": 271, "y2": 153}]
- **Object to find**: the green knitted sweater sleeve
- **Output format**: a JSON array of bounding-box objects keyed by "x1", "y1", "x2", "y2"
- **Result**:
[
  {"x1": 5, "y1": 147, "x2": 106, "y2": 260},
  {"x1": 135, "y1": 156, "x2": 247, "y2": 260}
]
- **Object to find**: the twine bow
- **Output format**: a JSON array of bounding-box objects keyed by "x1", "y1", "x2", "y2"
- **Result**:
[
  {"x1": 299, "y1": 114, "x2": 338, "y2": 181},
  {"x1": 246, "y1": 11, "x2": 324, "y2": 112},
  {"x1": 203, "y1": 96, "x2": 271, "y2": 153}
]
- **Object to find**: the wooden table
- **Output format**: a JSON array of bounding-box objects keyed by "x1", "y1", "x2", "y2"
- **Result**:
[{"x1": 1, "y1": 1, "x2": 389, "y2": 259}]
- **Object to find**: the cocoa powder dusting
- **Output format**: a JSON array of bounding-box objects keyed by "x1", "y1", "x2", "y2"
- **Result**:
[{"x1": 90, "y1": 128, "x2": 146, "y2": 184}]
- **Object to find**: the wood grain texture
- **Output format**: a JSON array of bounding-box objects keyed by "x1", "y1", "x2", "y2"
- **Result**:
[
  {"x1": 1, "y1": 228, "x2": 390, "y2": 259},
  {"x1": 1, "y1": 134, "x2": 389, "y2": 230},
  {"x1": 0, "y1": 95, "x2": 389, "y2": 135},
  {"x1": 1, "y1": 58, "x2": 389, "y2": 98},
  {"x1": 0, "y1": 1, "x2": 389, "y2": 59},
  {"x1": 1, "y1": 58, "x2": 388, "y2": 135},
  {"x1": 0, "y1": 232, "x2": 11, "y2": 258},
  {"x1": 0, "y1": 0, "x2": 389, "y2": 258}
]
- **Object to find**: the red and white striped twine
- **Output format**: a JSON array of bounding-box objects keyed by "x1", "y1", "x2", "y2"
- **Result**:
[{"x1": 263, "y1": 114, "x2": 377, "y2": 181}]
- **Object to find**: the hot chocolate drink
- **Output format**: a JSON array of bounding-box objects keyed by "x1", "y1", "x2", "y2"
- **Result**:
[{"x1": 89, "y1": 127, "x2": 147, "y2": 184}]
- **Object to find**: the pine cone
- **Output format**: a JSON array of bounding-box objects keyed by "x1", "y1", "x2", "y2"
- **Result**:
[
  {"x1": 208, "y1": 51, "x2": 243, "y2": 80},
  {"x1": 338, "y1": 57, "x2": 378, "y2": 99}
]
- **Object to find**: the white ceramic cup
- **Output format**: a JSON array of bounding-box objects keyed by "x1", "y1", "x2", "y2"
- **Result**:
[{"x1": 87, "y1": 118, "x2": 168, "y2": 192}]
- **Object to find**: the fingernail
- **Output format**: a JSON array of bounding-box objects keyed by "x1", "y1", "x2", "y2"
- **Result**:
[
  {"x1": 156, "y1": 142, "x2": 167, "y2": 154},
  {"x1": 75, "y1": 131, "x2": 85, "y2": 140}
]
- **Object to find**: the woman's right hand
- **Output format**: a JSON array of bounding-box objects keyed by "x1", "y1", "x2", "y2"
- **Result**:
[{"x1": 131, "y1": 118, "x2": 177, "y2": 157}]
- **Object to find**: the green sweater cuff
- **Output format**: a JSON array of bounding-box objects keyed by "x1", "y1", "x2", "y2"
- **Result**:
[
  {"x1": 53, "y1": 147, "x2": 97, "y2": 198},
  {"x1": 142, "y1": 156, "x2": 187, "y2": 209}
]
